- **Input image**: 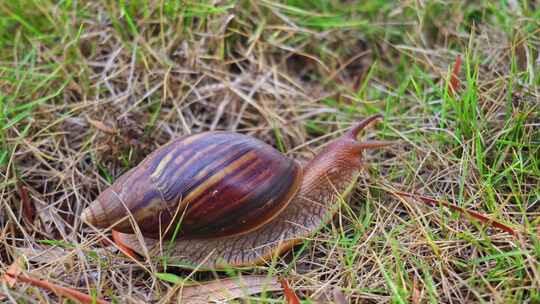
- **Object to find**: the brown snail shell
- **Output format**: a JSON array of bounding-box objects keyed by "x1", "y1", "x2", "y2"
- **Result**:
[
  {"x1": 82, "y1": 114, "x2": 392, "y2": 269},
  {"x1": 82, "y1": 132, "x2": 302, "y2": 239}
]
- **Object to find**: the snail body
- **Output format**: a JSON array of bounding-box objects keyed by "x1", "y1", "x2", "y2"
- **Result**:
[{"x1": 82, "y1": 114, "x2": 390, "y2": 269}]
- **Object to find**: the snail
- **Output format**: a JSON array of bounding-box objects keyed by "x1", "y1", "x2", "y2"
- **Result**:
[{"x1": 81, "y1": 114, "x2": 391, "y2": 269}]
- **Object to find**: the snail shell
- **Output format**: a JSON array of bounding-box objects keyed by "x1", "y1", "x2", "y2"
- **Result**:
[{"x1": 82, "y1": 132, "x2": 302, "y2": 239}]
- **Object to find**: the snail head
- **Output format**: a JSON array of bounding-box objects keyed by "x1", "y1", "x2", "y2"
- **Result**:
[
  {"x1": 343, "y1": 113, "x2": 393, "y2": 161},
  {"x1": 305, "y1": 114, "x2": 393, "y2": 177}
]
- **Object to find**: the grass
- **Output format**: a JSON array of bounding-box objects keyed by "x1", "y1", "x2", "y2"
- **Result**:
[{"x1": 1, "y1": 0, "x2": 539, "y2": 303}]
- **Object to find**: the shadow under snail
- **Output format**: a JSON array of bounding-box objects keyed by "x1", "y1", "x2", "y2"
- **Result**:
[{"x1": 81, "y1": 114, "x2": 392, "y2": 269}]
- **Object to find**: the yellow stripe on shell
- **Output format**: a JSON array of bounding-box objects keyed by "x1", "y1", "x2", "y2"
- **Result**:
[
  {"x1": 150, "y1": 152, "x2": 174, "y2": 181},
  {"x1": 180, "y1": 150, "x2": 259, "y2": 210}
]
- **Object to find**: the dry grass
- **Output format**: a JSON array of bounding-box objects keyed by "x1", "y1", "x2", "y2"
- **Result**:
[{"x1": 1, "y1": 1, "x2": 539, "y2": 303}]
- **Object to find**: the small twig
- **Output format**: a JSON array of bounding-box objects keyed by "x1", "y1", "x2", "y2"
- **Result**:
[
  {"x1": 112, "y1": 230, "x2": 138, "y2": 260},
  {"x1": 448, "y1": 55, "x2": 462, "y2": 96},
  {"x1": 17, "y1": 182, "x2": 35, "y2": 223},
  {"x1": 6, "y1": 272, "x2": 109, "y2": 304},
  {"x1": 410, "y1": 277, "x2": 421, "y2": 304},
  {"x1": 0, "y1": 257, "x2": 24, "y2": 301},
  {"x1": 279, "y1": 278, "x2": 301, "y2": 304},
  {"x1": 393, "y1": 191, "x2": 518, "y2": 237}
]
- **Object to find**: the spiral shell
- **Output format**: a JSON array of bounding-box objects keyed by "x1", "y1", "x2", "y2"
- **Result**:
[{"x1": 82, "y1": 132, "x2": 302, "y2": 239}]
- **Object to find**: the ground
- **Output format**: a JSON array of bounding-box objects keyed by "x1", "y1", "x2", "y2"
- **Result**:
[{"x1": 0, "y1": 1, "x2": 539, "y2": 303}]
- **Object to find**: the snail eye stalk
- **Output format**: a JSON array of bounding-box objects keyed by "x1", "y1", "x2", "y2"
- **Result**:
[
  {"x1": 345, "y1": 114, "x2": 394, "y2": 152},
  {"x1": 346, "y1": 114, "x2": 384, "y2": 139}
]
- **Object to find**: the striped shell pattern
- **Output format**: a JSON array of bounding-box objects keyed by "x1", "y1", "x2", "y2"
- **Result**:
[{"x1": 105, "y1": 132, "x2": 302, "y2": 240}]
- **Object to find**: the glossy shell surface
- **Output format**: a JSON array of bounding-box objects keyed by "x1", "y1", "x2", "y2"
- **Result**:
[{"x1": 101, "y1": 132, "x2": 302, "y2": 239}]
